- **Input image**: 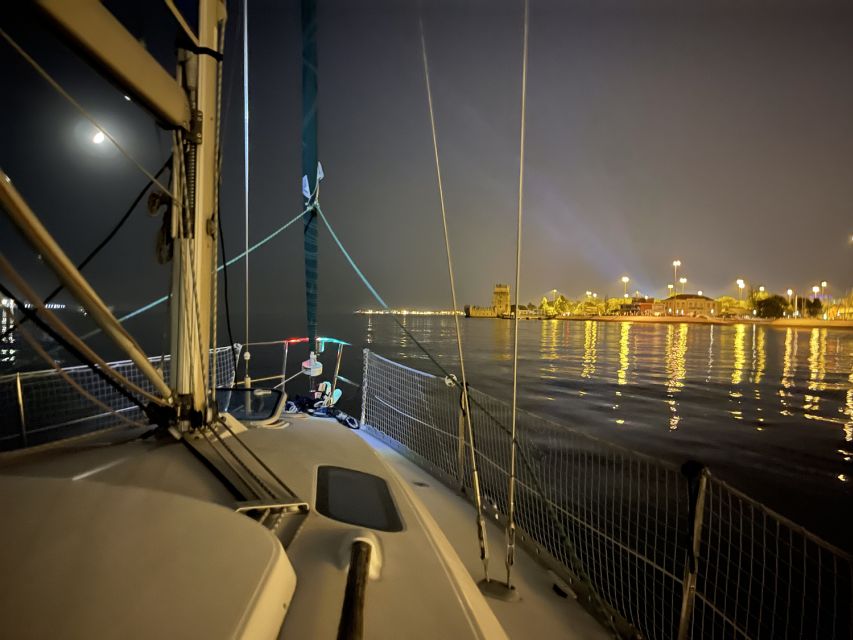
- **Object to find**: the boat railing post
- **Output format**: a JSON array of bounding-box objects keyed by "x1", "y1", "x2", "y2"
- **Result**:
[
  {"x1": 15, "y1": 372, "x2": 27, "y2": 447},
  {"x1": 456, "y1": 388, "x2": 466, "y2": 491},
  {"x1": 330, "y1": 343, "x2": 343, "y2": 398},
  {"x1": 359, "y1": 349, "x2": 369, "y2": 427},
  {"x1": 677, "y1": 460, "x2": 708, "y2": 640},
  {"x1": 280, "y1": 341, "x2": 289, "y2": 395}
]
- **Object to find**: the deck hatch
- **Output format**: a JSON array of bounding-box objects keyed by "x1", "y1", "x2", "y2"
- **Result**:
[{"x1": 315, "y1": 466, "x2": 403, "y2": 532}]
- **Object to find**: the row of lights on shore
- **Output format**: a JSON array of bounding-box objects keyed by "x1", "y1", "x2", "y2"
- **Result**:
[{"x1": 612, "y1": 260, "x2": 832, "y2": 302}]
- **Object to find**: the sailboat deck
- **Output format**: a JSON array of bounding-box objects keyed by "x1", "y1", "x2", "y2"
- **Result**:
[{"x1": 0, "y1": 416, "x2": 606, "y2": 639}]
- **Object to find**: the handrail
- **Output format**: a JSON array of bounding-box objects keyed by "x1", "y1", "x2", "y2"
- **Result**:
[{"x1": 337, "y1": 540, "x2": 372, "y2": 640}]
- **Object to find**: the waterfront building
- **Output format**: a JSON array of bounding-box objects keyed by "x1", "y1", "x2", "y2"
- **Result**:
[
  {"x1": 1, "y1": 298, "x2": 16, "y2": 365},
  {"x1": 618, "y1": 297, "x2": 655, "y2": 316},
  {"x1": 652, "y1": 293, "x2": 720, "y2": 317},
  {"x1": 465, "y1": 283, "x2": 512, "y2": 317},
  {"x1": 492, "y1": 284, "x2": 511, "y2": 316}
]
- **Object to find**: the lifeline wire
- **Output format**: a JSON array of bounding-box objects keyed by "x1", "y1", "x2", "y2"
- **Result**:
[
  {"x1": 506, "y1": 0, "x2": 530, "y2": 590},
  {"x1": 419, "y1": 12, "x2": 491, "y2": 584}
]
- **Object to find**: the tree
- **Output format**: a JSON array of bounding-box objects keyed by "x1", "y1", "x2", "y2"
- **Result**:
[
  {"x1": 756, "y1": 295, "x2": 786, "y2": 318},
  {"x1": 805, "y1": 298, "x2": 823, "y2": 318},
  {"x1": 717, "y1": 295, "x2": 747, "y2": 316}
]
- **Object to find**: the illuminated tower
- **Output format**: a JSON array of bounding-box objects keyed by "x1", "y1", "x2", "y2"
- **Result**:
[{"x1": 492, "y1": 284, "x2": 511, "y2": 315}]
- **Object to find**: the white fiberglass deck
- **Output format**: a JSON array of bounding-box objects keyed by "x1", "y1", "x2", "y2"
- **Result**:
[{"x1": 0, "y1": 413, "x2": 605, "y2": 639}]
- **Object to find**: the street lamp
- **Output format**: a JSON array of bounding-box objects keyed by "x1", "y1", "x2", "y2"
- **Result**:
[
  {"x1": 758, "y1": 285, "x2": 765, "y2": 293},
  {"x1": 820, "y1": 281, "x2": 827, "y2": 299},
  {"x1": 667, "y1": 283, "x2": 674, "y2": 298},
  {"x1": 697, "y1": 290, "x2": 703, "y2": 296},
  {"x1": 672, "y1": 260, "x2": 681, "y2": 289},
  {"x1": 679, "y1": 277, "x2": 687, "y2": 294},
  {"x1": 812, "y1": 285, "x2": 820, "y2": 299},
  {"x1": 585, "y1": 290, "x2": 592, "y2": 298},
  {"x1": 736, "y1": 279, "x2": 745, "y2": 301},
  {"x1": 621, "y1": 276, "x2": 629, "y2": 297}
]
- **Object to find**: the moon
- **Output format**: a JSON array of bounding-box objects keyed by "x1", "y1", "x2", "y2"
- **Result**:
[{"x1": 92, "y1": 131, "x2": 105, "y2": 144}]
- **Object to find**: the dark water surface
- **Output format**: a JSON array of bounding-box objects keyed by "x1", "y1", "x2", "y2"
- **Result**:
[{"x1": 328, "y1": 315, "x2": 853, "y2": 552}]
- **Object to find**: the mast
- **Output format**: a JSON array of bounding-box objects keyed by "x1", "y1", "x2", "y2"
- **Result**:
[
  {"x1": 169, "y1": 0, "x2": 227, "y2": 428},
  {"x1": 301, "y1": 0, "x2": 319, "y2": 349},
  {"x1": 34, "y1": 0, "x2": 225, "y2": 427}
]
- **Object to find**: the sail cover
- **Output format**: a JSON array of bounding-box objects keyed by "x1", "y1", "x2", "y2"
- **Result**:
[{"x1": 301, "y1": 0, "x2": 319, "y2": 347}]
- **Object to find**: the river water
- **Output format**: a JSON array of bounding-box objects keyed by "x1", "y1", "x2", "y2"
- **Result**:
[{"x1": 322, "y1": 315, "x2": 852, "y2": 552}]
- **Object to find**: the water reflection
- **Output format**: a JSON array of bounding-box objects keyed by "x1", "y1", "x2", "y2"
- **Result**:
[
  {"x1": 540, "y1": 320, "x2": 559, "y2": 362},
  {"x1": 581, "y1": 321, "x2": 597, "y2": 379},
  {"x1": 808, "y1": 328, "x2": 827, "y2": 392},
  {"x1": 751, "y1": 326, "x2": 766, "y2": 386},
  {"x1": 664, "y1": 323, "x2": 688, "y2": 430},
  {"x1": 731, "y1": 323, "x2": 746, "y2": 386},
  {"x1": 492, "y1": 319, "x2": 512, "y2": 362},
  {"x1": 617, "y1": 321, "x2": 631, "y2": 386}
]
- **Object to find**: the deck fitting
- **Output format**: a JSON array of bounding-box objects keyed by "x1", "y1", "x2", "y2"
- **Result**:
[{"x1": 478, "y1": 578, "x2": 520, "y2": 602}]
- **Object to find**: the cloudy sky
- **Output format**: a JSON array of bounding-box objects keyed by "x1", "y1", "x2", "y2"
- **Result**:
[{"x1": 2, "y1": 0, "x2": 852, "y2": 330}]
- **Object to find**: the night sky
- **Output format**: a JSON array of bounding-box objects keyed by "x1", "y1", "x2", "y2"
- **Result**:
[{"x1": 2, "y1": 0, "x2": 852, "y2": 332}]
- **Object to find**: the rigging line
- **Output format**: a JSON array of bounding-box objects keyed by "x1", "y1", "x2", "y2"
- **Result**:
[
  {"x1": 315, "y1": 204, "x2": 451, "y2": 378},
  {"x1": 506, "y1": 0, "x2": 529, "y2": 590},
  {"x1": 0, "y1": 155, "x2": 173, "y2": 344},
  {"x1": 81, "y1": 205, "x2": 311, "y2": 339},
  {"x1": 209, "y1": 15, "x2": 227, "y2": 393},
  {"x1": 242, "y1": 0, "x2": 251, "y2": 384},
  {"x1": 0, "y1": 283, "x2": 147, "y2": 413},
  {"x1": 0, "y1": 28, "x2": 173, "y2": 198},
  {"x1": 321, "y1": 200, "x2": 619, "y2": 625},
  {"x1": 419, "y1": 13, "x2": 491, "y2": 583},
  {"x1": 218, "y1": 206, "x2": 239, "y2": 377},
  {"x1": 15, "y1": 321, "x2": 147, "y2": 430},
  {"x1": 212, "y1": 0, "x2": 242, "y2": 383},
  {"x1": 0, "y1": 254, "x2": 168, "y2": 406}
]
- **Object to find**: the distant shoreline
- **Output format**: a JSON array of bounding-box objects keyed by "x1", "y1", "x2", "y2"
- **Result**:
[{"x1": 465, "y1": 315, "x2": 853, "y2": 329}]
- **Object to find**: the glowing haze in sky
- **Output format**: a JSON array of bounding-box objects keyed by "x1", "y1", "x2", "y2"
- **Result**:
[{"x1": 1, "y1": 0, "x2": 852, "y2": 321}]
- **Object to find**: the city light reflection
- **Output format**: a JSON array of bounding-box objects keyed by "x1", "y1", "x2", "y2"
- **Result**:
[
  {"x1": 617, "y1": 321, "x2": 631, "y2": 385},
  {"x1": 731, "y1": 323, "x2": 746, "y2": 386},
  {"x1": 581, "y1": 320, "x2": 597, "y2": 379}
]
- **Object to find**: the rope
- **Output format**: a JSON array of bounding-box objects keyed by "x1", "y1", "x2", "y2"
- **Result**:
[
  {"x1": 81, "y1": 206, "x2": 311, "y2": 338},
  {"x1": 316, "y1": 203, "x2": 457, "y2": 380},
  {"x1": 0, "y1": 155, "x2": 172, "y2": 344},
  {"x1": 419, "y1": 13, "x2": 491, "y2": 584},
  {"x1": 506, "y1": 0, "x2": 530, "y2": 590},
  {"x1": 218, "y1": 205, "x2": 239, "y2": 378},
  {"x1": 209, "y1": 12, "x2": 228, "y2": 394},
  {"x1": 242, "y1": 0, "x2": 252, "y2": 385},
  {"x1": 0, "y1": 28, "x2": 173, "y2": 197},
  {"x1": 315, "y1": 205, "x2": 387, "y2": 307}
]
